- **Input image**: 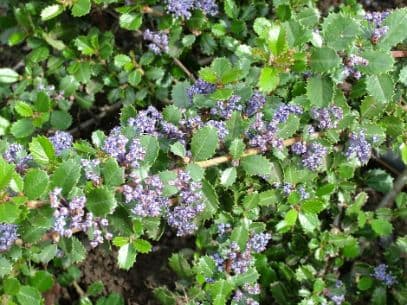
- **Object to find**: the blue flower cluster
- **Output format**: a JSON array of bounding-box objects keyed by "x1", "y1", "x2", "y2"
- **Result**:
[
  {"x1": 210, "y1": 95, "x2": 243, "y2": 119},
  {"x1": 49, "y1": 131, "x2": 73, "y2": 156},
  {"x1": 292, "y1": 142, "x2": 327, "y2": 170},
  {"x1": 187, "y1": 79, "x2": 216, "y2": 102},
  {"x1": 273, "y1": 182, "x2": 310, "y2": 200},
  {"x1": 372, "y1": 264, "x2": 397, "y2": 287},
  {"x1": 81, "y1": 159, "x2": 101, "y2": 184},
  {"x1": 365, "y1": 11, "x2": 390, "y2": 43},
  {"x1": 345, "y1": 131, "x2": 371, "y2": 165},
  {"x1": 165, "y1": 0, "x2": 218, "y2": 19},
  {"x1": 343, "y1": 54, "x2": 369, "y2": 80},
  {"x1": 0, "y1": 223, "x2": 18, "y2": 252},
  {"x1": 143, "y1": 29, "x2": 169, "y2": 55},
  {"x1": 310, "y1": 106, "x2": 343, "y2": 129},
  {"x1": 3, "y1": 143, "x2": 32, "y2": 173},
  {"x1": 245, "y1": 91, "x2": 266, "y2": 117}
]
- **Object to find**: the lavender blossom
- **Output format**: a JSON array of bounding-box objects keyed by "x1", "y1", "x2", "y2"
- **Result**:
[
  {"x1": 3, "y1": 143, "x2": 32, "y2": 173},
  {"x1": 217, "y1": 223, "x2": 231, "y2": 235},
  {"x1": 128, "y1": 106, "x2": 162, "y2": 135},
  {"x1": 187, "y1": 79, "x2": 216, "y2": 102},
  {"x1": 365, "y1": 11, "x2": 390, "y2": 43},
  {"x1": 143, "y1": 29, "x2": 169, "y2": 54},
  {"x1": 372, "y1": 264, "x2": 397, "y2": 287},
  {"x1": 165, "y1": 0, "x2": 195, "y2": 19},
  {"x1": 81, "y1": 159, "x2": 101, "y2": 184},
  {"x1": 345, "y1": 131, "x2": 371, "y2": 165},
  {"x1": 49, "y1": 131, "x2": 73, "y2": 156},
  {"x1": 291, "y1": 141, "x2": 308, "y2": 155},
  {"x1": 245, "y1": 91, "x2": 266, "y2": 117},
  {"x1": 243, "y1": 283, "x2": 261, "y2": 295},
  {"x1": 330, "y1": 294, "x2": 345, "y2": 305},
  {"x1": 301, "y1": 143, "x2": 327, "y2": 170},
  {"x1": 311, "y1": 106, "x2": 343, "y2": 129},
  {"x1": 195, "y1": 0, "x2": 218, "y2": 16},
  {"x1": 272, "y1": 104, "x2": 303, "y2": 124},
  {"x1": 207, "y1": 120, "x2": 228, "y2": 140},
  {"x1": 102, "y1": 127, "x2": 129, "y2": 162},
  {"x1": 248, "y1": 233, "x2": 271, "y2": 253},
  {"x1": 161, "y1": 121, "x2": 185, "y2": 143},
  {"x1": 0, "y1": 223, "x2": 18, "y2": 252},
  {"x1": 179, "y1": 115, "x2": 204, "y2": 130},
  {"x1": 125, "y1": 138, "x2": 146, "y2": 168},
  {"x1": 210, "y1": 95, "x2": 243, "y2": 119}
]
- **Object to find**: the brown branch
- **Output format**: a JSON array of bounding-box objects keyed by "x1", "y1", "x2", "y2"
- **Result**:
[
  {"x1": 391, "y1": 50, "x2": 407, "y2": 58},
  {"x1": 172, "y1": 57, "x2": 196, "y2": 82},
  {"x1": 378, "y1": 167, "x2": 407, "y2": 209},
  {"x1": 141, "y1": 6, "x2": 164, "y2": 16}
]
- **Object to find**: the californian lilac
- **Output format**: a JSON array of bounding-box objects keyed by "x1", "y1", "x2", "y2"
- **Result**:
[
  {"x1": 128, "y1": 106, "x2": 162, "y2": 135},
  {"x1": 272, "y1": 104, "x2": 303, "y2": 124},
  {"x1": 125, "y1": 138, "x2": 145, "y2": 168},
  {"x1": 345, "y1": 131, "x2": 371, "y2": 165},
  {"x1": 49, "y1": 189, "x2": 111, "y2": 247},
  {"x1": 217, "y1": 223, "x2": 231, "y2": 235},
  {"x1": 207, "y1": 120, "x2": 228, "y2": 140},
  {"x1": 310, "y1": 106, "x2": 343, "y2": 129},
  {"x1": 0, "y1": 223, "x2": 18, "y2": 252},
  {"x1": 179, "y1": 115, "x2": 203, "y2": 130},
  {"x1": 343, "y1": 54, "x2": 369, "y2": 80},
  {"x1": 245, "y1": 91, "x2": 266, "y2": 117},
  {"x1": 186, "y1": 79, "x2": 216, "y2": 102},
  {"x1": 49, "y1": 131, "x2": 73, "y2": 156},
  {"x1": 248, "y1": 233, "x2": 271, "y2": 253},
  {"x1": 372, "y1": 264, "x2": 397, "y2": 286},
  {"x1": 365, "y1": 11, "x2": 390, "y2": 43},
  {"x1": 291, "y1": 141, "x2": 308, "y2": 155},
  {"x1": 161, "y1": 121, "x2": 185, "y2": 143},
  {"x1": 301, "y1": 143, "x2": 327, "y2": 170},
  {"x1": 210, "y1": 95, "x2": 243, "y2": 119},
  {"x1": 298, "y1": 186, "x2": 310, "y2": 200},
  {"x1": 167, "y1": 171, "x2": 205, "y2": 236},
  {"x1": 124, "y1": 175, "x2": 170, "y2": 218},
  {"x1": 81, "y1": 159, "x2": 101, "y2": 184},
  {"x1": 143, "y1": 29, "x2": 169, "y2": 54},
  {"x1": 3, "y1": 143, "x2": 32, "y2": 173},
  {"x1": 165, "y1": 0, "x2": 195, "y2": 19},
  {"x1": 102, "y1": 127, "x2": 129, "y2": 162},
  {"x1": 195, "y1": 0, "x2": 218, "y2": 16},
  {"x1": 247, "y1": 113, "x2": 282, "y2": 152},
  {"x1": 330, "y1": 294, "x2": 345, "y2": 305}
]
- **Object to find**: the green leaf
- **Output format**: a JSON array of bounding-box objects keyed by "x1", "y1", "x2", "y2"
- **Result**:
[
  {"x1": 51, "y1": 160, "x2": 81, "y2": 195},
  {"x1": 220, "y1": 167, "x2": 237, "y2": 187},
  {"x1": 133, "y1": 239, "x2": 152, "y2": 254},
  {"x1": 306, "y1": 76, "x2": 334, "y2": 107},
  {"x1": 87, "y1": 281, "x2": 104, "y2": 296},
  {"x1": 310, "y1": 47, "x2": 341, "y2": 73},
  {"x1": 258, "y1": 67, "x2": 279, "y2": 93},
  {"x1": 71, "y1": 0, "x2": 91, "y2": 17},
  {"x1": 30, "y1": 271, "x2": 53, "y2": 292},
  {"x1": 241, "y1": 155, "x2": 271, "y2": 176},
  {"x1": 0, "y1": 257, "x2": 12, "y2": 278},
  {"x1": 366, "y1": 74, "x2": 394, "y2": 104},
  {"x1": 400, "y1": 143, "x2": 407, "y2": 165},
  {"x1": 371, "y1": 219, "x2": 393, "y2": 236},
  {"x1": 15, "y1": 101, "x2": 33, "y2": 117},
  {"x1": 0, "y1": 202, "x2": 20, "y2": 223},
  {"x1": 360, "y1": 50, "x2": 394, "y2": 75},
  {"x1": 229, "y1": 138, "x2": 245, "y2": 159},
  {"x1": 285, "y1": 209, "x2": 298, "y2": 226},
  {"x1": 37, "y1": 244, "x2": 58, "y2": 264},
  {"x1": 140, "y1": 135, "x2": 159, "y2": 166},
  {"x1": 360, "y1": 96, "x2": 383, "y2": 119},
  {"x1": 41, "y1": 4, "x2": 64, "y2": 21},
  {"x1": 29, "y1": 136, "x2": 55, "y2": 166},
  {"x1": 128, "y1": 70, "x2": 142, "y2": 87},
  {"x1": 168, "y1": 253, "x2": 193, "y2": 278},
  {"x1": 226, "y1": 112, "x2": 247, "y2": 140},
  {"x1": 371, "y1": 287, "x2": 387, "y2": 305},
  {"x1": 358, "y1": 276, "x2": 373, "y2": 291},
  {"x1": 50, "y1": 111, "x2": 72, "y2": 130},
  {"x1": 118, "y1": 243, "x2": 137, "y2": 270},
  {"x1": 16, "y1": 286, "x2": 42, "y2": 305},
  {"x1": 10, "y1": 119, "x2": 34, "y2": 138},
  {"x1": 0, "y1": 68, "x2": 19, "y2": 83},
  {"x1": 399, "y1": 65, "x2": 407, "y2": 86},
  {"x1": 153, "y1": 287, "x2": 176, "y2": 305},
  {"x1": 172, "y1": 81, "x2": 191, "y2": 108},
  {"x1": 4, "y1": 277, "x2": 20, "y2": 295},
  {"x1": 301, "y1": 198, "x2": 325, "y2": 214},
  {"x1": 198, "y1": 67, "x2": 217, "y2": 84},
  {"x1": 268, "y1": 24, "x2": 287, "y2": 56},
  {"x1": 170, "y1": 142, "x2": 186, "y2": 158},
  {"x1": 283, "y1": 20, "x2": 310, "y2": 47},
  {"x1": 196, "y1": 256, "x2": 216, "y2": 278},
  {"x1": 231, "y1": 221, "x2": 249, "y2": 251},
  {"x1": 119, "y1": 13, "x2": 142, "y2": 30},
  {"x1": 276, "y1": 115, "x2": 299, "y2": 138},
  {"x1": 322, "y1": 13, "x2": 361, "y2": 50},
  {"x1": 191, "y1": 126, "x2": 218, "y2": 161},
  {"x1": 24, "y1": 169, "x2": 49, "y2": 200},
  {"x1": 208, "y1": 280, "x2": 234, "y2": 305},
  {"x1": 231, "y1": 269, "x2": 259, "y2": 286},
  {"x1": 102, "y1": 158, "x2": 124, "y2": 187},
  {"x1": 86, "y1": 187, "x2": 117, "y2": 217},
  {"x1": 224, "y1": 0, "x2": 239, "y2": 19},
  {"x1": 378, "y1": 8, "x2": 407, "y2": 50},
  {"x1": 0, "y1": 157, "x2": 15, "y2": 190},
  {"x1": 298, "y1": 212, "x2": 320, "y2": 233},
  {"x1": 366, "y1": 169, "x2": 393, "y2": 193}
]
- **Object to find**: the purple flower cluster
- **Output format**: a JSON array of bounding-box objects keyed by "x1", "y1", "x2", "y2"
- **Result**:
[
  {"x1": 161, "y1": 121, "x2": 185, "y2": 143},
  {"x1": 365, "y1": 11, "x2": 390, "y2": 43},
  {"x1": 372, "y1": 264, "x2": 397, "y2": 286},
  {"x1": 330, "y1": 294, "x2": 345, "y2": 305},
  {"x1": 248, "y1": 233, "x2": 271, "y2": 253},
  {"x1": 165, "y1": 0, "x2": 218, "y2": 19},
  {"x1": 273, "y1": 104, "x2": 303, "y2": 124},
  {"x1": 210, "y1": 95, "x2": 243, "y2": 119},
  {"x1": 343, "y1": 54, "x2": 369, "y2": 80},
  {"x1": 310, "y1": 106, "x2": 343, "y2": 129},
  {"x1": 207, "y1": 120, "x2": 228, "y2": 140},
  {"x1": 273, "y1": 182, "x2": 310, "y2": 200},
  {"x1": 345, "y1": 131, "x2": 371, "y2": 165},
  {"x1": 143, "y1": 29, "x2": 169, "y2": 55},
  {"x1": 187, "y1": 79, "x2": 216, "y2": 102},
  {"x1": 49, "y1": 131, "x2": 73, "y2": 156},
  {"x1": 233, "y1": 284, "x2": 260, "y2": 305},
  {"x1": 168, "y1": 171, "x2": 205, "y2": 236},
  {"x1": 49, "y1": 188, "x2": 112, "y2": 248},
  {"x1": 81, "y1": 159, "x2": 101, "y2": 184},
  {"x1": 217, "y1": 223, "x2": 232, "y2": 235},
  {"x1": 293, "y1": 142, "x2": 327, "y2": 170},
  {"x1": 245, "y1": 91, "x2": 266, "y2": 117},
  {"x1": 128, "y1": 106, "x2": 162, "y2": 135},
  {"x1": 0, "y1": 223, "x2": 18, "y2": 252},
  {"x1": 3, "y1": 143, "x2": 32, "y2": 173},
  {"x1": 123, "y1": 175, "x2": 170, "y2": 218}
]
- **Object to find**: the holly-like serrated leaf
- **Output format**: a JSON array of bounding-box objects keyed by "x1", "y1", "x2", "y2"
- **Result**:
[
  {"x1": 172, "y1": 81, "x2": 191, "y2": 108},
  {"x1": 360, "y1": 96, "x2": 383, "y2": 119},
  {"x1": 310, "y1": 47, "x2": 341, "y2": 73},
  {"x1": 191, "y1": 126, "x2": 218, "y2": 161},
  {"x1": 86, "y1": 187, "x2": 117, "y2": 217},
  {"x1": 365, "y1": 74, "x2": 394, "y2": 104},
  {"x1": 229, "y1": 138, "x2": 245, "y2": 159},
  {"x1": 322, "y1": 13, "x2": 361, "y2": 50},
  {"x1": 102, "y1": 158, "x2": 124, "y2": 187},
  {"x1": 118, "y1": 243, "x2": 137, "y2": 270},
  {"x1": 207, "y1": 280, "x2": 234, "y2": 305},
  {"x1": 241, "y1": 155, "x2": 271, "y2": 176},
  {"x1": 41, "y1": 4, "x2": 64, "y2": 21},
  {"x1": 359, "y1": 50, "x2": 394, "y2": 75},
  {"x1": 0, "y1": 157, "x2": 15, "y2": 190},
  {"x1": 398, "y1": 65, "x2": 407, "y2": 86},
  {"x1": 140, "y1": 135, "x2": 159, "y2": 166},
  {"x1": 371, "y1": 219, "x2": 393, "y2": 236},
  {"x1": 24, "y1": 169, "x2": 49, "y2": 200},
  {"x1": 51, "y1": 160, "x2": 81, "y2": 195},
  {"x1": 258, "y1": 67, "x2": 279, "y2": 93},
  {"x1": 378, "y1": 8, "x2": 407, "y2": 50},
  {"x1": 220, "y1": 167, "x2": 237, "y2": 187},
  {"x1": 283, "y1": 20, "x2": 310, "y2": 47},
  {"x1": 306, "y1": 76, "x2": 334, "y2": 107},
  {"x1": 71, "y1": 0, "x2": 91, "y2": 17},
  {"x1": 10, "y1": 119, "x2": 34, "y2": 138},
  {"x1": 29, "y1": 136, "x2": 56, "y2": 166}
]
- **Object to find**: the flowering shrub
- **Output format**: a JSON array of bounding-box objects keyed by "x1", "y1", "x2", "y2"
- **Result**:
[{"x1": 0, "y1": 1, "x2": 407, "y2": 305}]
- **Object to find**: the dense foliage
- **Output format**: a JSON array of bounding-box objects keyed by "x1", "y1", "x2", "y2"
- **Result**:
[{"x1": 0, "y1": 0, "x2": 407, "y2": 304}]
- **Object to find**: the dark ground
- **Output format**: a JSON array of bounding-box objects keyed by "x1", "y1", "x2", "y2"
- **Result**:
[{"x1": 1, "y1": 0, "x2": 405, "y2": 304}]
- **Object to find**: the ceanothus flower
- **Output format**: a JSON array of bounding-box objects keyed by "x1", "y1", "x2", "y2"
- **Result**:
[
  {"x1": 125, "y1": 138, "x2": 146, "y2": 169},
  {"x1": 3, "y1": 143, "x2": 32, "y2": 173},
  {"x1": 128, "y1": 106, "x2": 162, "y2": 135},
  {"x1": 245, "y1": 91, "x2": 266, "y2": 117},
  {"x1": 301, "y1": 143, "x2": 327, "y2": 170},
  {"x1": 207, "y1": 120, "x2": 228, "y2": 141},
  {"x1": 187, "y1": 79, "x2": 216, "y2": 102},
  {"x1": 195, "y1": 0, "x2": 218, "y2": 16},
  {"x1": 81, "y1": 159, "x2": 101, "y2": 184},
  {"x1": 49, "y1": 131, "x2": 73, "y2": 156},
  {"x1": 165, "y1": 0, "x2": 218, "y2": 19},
  {"x1": 210, "y1": 95, "x2": 243, "y2": 119},
  {"x1": 372, "y1": 264, "x2": 397, "y2": 287},
  {"x1": 102, "y1": 127, "x2": 129, "y2": 162},
  {"x1": 248, "y1": 233, "x2": 271, "y2": 253},
  {"x1": 0, "y1": 223, "x2": 18, "y2": 252},
  {"x1": 345, "y1": 131, "x2": 371, "y2": 165},
  {"x1": 310, "y1": 106, "x2": 343, "y2": 129},
  {"x1": 143, "y1": 29, "x2": 169, "y2": 54}
]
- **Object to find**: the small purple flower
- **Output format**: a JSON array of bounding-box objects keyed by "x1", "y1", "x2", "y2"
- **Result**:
[
  {"x1": 195, "y1": 0, "x2": 218, "y2": 16},
  {"x1": 187, "y1": 79, "x2": 216, "y2": 102},
  {"x1": 125, "y1": 138, "x2": 146, "y2": 169},
  {"x1": 0, "y1": 223, "x2": 18, "y2": 252},
  {"x1": 372, "y1": 264, "x2": 397, "y2": 287},
  {"x1": 272, "y1": 104, "x2": 303, "y2": 125},
  {"x1": 81, "y1": 159, "x2": 101, "y2": 184},
  {"x1": 49, "y1": 131, "x2": 73, "y2": 156},
  {"x1": 248, "y1": 233, "x2": 271, "y2": 253},
  {"x1": 311, "y1": 106, "x2": 343, "y2": 129},
  {"x1": 210, "y1": 95, "x2": 243, "y2": 119},
  {"x1": 301, "y1": 143, "x2": 327, "y2": 170},
  {"x1": 207, "y1": 120, "x2": 228, "y2": 140},
  {"x1": 3, "y1": 143, "x2": 32, "y2": 173},
  {"x1": 128, "y1": 106, "x2": 162, "y2": 135},
  {"x1": 291, "y1": 141, "x2": 308, "y2": 155},
  {"x1": 330, "y1": 294, "x2": 345, "y2": 305},
  {"x1": 243, "y1": 283, "x2": 261, "y2": 295},
  {"x1": 102, "y1": 127, "x2": 129, "y2": 162},
  {"x1": 245, "y1": 91, "x2": 266, "y2": 117},
  {"x1": 143, "y1": 29, "x2": 169, "y2": 54},
  {"x1": 345, "y1": 131, "x2": 371, "y2": 165}
]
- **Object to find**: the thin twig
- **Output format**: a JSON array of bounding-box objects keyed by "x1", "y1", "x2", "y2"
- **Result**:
[
  {"x1": 72, "y1": 281, "x2": 85, "y2": 297},
  {"x1": 378, "y1": 167, "x2": 407, "y2": 209},
  {"x1": 172, "y1": 57, "x2": 196, "y2": 82},
  {"x1": 391, "y1": 50, "x2": 407, "y2": 58}
]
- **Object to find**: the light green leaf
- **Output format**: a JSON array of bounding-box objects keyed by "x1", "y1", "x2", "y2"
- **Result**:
[
  {"x1": 118, "y1": 244, "x2": 137, "y2": 270},
  {"x1": 241, "y1": 155, "x2": 271, "y2": 176},
  {"x1": 229, "y1": 138, "x2": 245, "y2": 159},
  {"x1": 86, "y1": 187, "x2": 117, "y2": 217},
  {"x1": 51, "y1": 160, "x2": 81, "y2": 195},
  {"x1": 0, "y1": 202, "x2": 20, "y2": 223},
  {"x1": 29, "y1": 136, "x2": 55, "y2": 166},
  {"x1": 41, "y1": 4, "x2": 64, "y2": 21},
  {"x1": 0, "y1": 157, "x2": 15, "y2": 190},
  {"x1": 258, "y1": 67, "x2": 279, "y2": 93},
  {"x1": 0, "y1": 68, "x2": 19, "y2": 83},
  {"x1": 220, "y1": 167, "x2": 237, "y2": 187},
  {"x1": 224, "y1": 0, "x2": 239, "y2": 19},
  {"x1": 119, "y1": 13, "x2": 142, "y2": 31},
  {"x1": 310, "y1": 47, "x2": 341, "y2": 72},
  {"x1": 170, "y1": 142, "x2": 186, "y2": 158},
  {"x1": 378, "y1": 8, "x2": 407, "y2": 50},
  {"x1": 24, "y1": 169, "x2": 49, "y2": 200},
  {"x1": 191, "y1": 126, "x2": 218, "y2": 161},
  {"x1": 360, "y1": 50, "x2": 394, "y2": 75},
  {"x1": 299, "y1": 212, "x2": 320, "y2": 233},
  {"x1": 15, "y1": 101, "x2": 33, "y2": 117},
  {"x1": 306, "y1": 76, "x2": 334, "y2": 107},
  {"x1": 399, "y1": 65, "x2": 407, "y2": 86},
  {"x1": 371, "y1": 219, "x2": 393, "y2": 236},
  {"x1": 140, "y1": 135, "x2": 159, "y2": 166},
  {"x1": 50, "y1": 111, "x2": 72, "y2": 130},
  {"x1": 102, "y1": 158, "x2": 124, "y2": 187},
  {"x1": 366, "y1": 74, "x2": 394, "y2": 104},
  {"x1": 10, "y1": 119, "x2": 34, "y2": 138},
  {"x1": 71, "y1": 0, "x2": 91, "y2": 17},
  {"x1": 322, "y1": 13, "x2": 361, "y2": 50},
  {"x1": 16, "y1": 286, "x2": 42, "y2": 305},
  {"x1": 0, "y1": 257, "x2": 12, "y2": 278}
]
